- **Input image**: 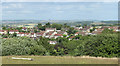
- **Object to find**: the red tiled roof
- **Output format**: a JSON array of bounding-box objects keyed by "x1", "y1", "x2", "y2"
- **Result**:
[
  {"x1": 95, "y1": 29, "x2": 104, "y2": 32},
  {"x1": 109, "y1": 26, "x2": 118, "y2": 30},
  {"x1": 79, "y1": 32, "x2": 86, "y2": 35},
  {"x1": 24, "y1": 33, "x2": 29, "y2": 35},
  {"x1": 0, "y1": 30, "x2": 4, "y2": 32},
  {"x1": 54, "y1": 34, "x2": 62, "y2": 36},
  {"x1": 57, "y1": 31, "x2": 66, "y2": 34},
  {"x1": 0, "y1": 30, "x2": 8, "y2": 32},
  {"x1": 75, "y1": 32, "x2": 79, "y2": 34},
  {"x1": 92, "y1": 31, "x2": 102, "y2": 34},
  {"x1": 31, "y1": 33, "x2": 35, "y2": 35},
  {"x1": 9, "y1": 30, "x2": 19, "y2": 32},
  {"x1": 18, "y1": 32, "x2": 24, "y2": 34},
  {"x1": 46, "y1": 31, "x2": 54, "y2": 35},
  {"x1": 37, "y1": 31, "x2": 45, "y2": 35},
  {"x1": 22, "y1": 27, "x2": 27, "y2": 29},
  {"x1": 69, "y1": 36, "x2": 75, "y2": 39}
]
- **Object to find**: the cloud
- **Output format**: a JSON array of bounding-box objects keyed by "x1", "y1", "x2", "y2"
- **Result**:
[
  {"x1": 2, "y1": 0, "x2": 119, "y2": 2},
  {"x1": 10, "y1": 3, "x2": 22, "y2": 8},
  {"x1": 3, "y1": 10, "x2": 34, "y2": 14},
  {"x1": 2, "y1": 2, "x2": 117, "y2": 20},
  {"x1": 56, "y1": 10, "x2": 64, "y2": 13},
  {"x1": 2, "y1": 3, "x2": 23, "y2": 9}
]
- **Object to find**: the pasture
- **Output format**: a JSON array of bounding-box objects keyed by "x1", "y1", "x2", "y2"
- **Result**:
[{"x1": 2, "y1": 56, "x2": 118, "y2": 64}]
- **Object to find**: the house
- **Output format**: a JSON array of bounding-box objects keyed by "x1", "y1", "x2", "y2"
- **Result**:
[
  {"x1": 75, "y1": 31, "x2": 87, "y2": 36},
  {"x1": 75, "y1": 32, "x2": 86, "y2": 36},
  {"x1": 45, "y1": 31, "x2": 57, "y2": 38},
  {"x1": 36, "y1": 31, "x2": 46, "y2": 37},
  {"x1": 54, "y1": 34, "x2": 63, "y2": 39},
  {"x1": 30, "y1": 33, "x2": 37, "y2": 38},
  {"x1": 9, "y1": 30, "x2": 19, "y2": 34},
  {"x1": 87, "y1": 33, "x2": 96, "y2": 35},
  {"x1": 92, "y1": 28, "x2": 104, "y2": 35},
  {"x1": 101, "y1": 26, "x2": 110, "y2": 29},
  {"x1": 24, "y1": 33, "x2": 30, "y2": 37},
  {"x1": 0, "y1": 30, "x2": 8, "y2": 34},
  {"x1": 61, "y1": 28, "x2": 69, "y2": 31},
  {"x1": 57, "y1": 31, "x2": 68, "y2": 35},
  {"x1": 22, "y1": 27, "x2": 27, "y2": 31},
  {"x1": 0, "y1": 30, "x2": 4, "y2": 34},
  {"x1": 94, "y1": 28, "x2": 104, "y2": 32},
  {"x1": 69, "y1": 36, "x2": 75, "y2": 40},
  {"x1": 74, "y1": 32, "x2": 79, "y2": 36},
  {"x1": 17, "y1": 32, "x2": 25, "y2": 37},
  {"x1": 74, "y1": 27, "x2": 80, "y2": 30},
  {"x1": 48, "y1": 41, "x2": 57, "y2": 44},
  {"x1": 14, "y1": 30, "x2": 19, "y2": 34},
  {"x1": 45, "y1": 28, "x2": 56, "y2": 32},
  {"x1": 9, "y1": 30, "x2": 15, "y2": 34},
  {"x1": 108, "y1": 26, "x2": 119, "y2": 32},
  {"x1": 80, "y1": 26, "x2": 83, "y2": 29},
  {"x1": 92, "y1": 31, "x2": 102, "y2": 35},
  {"x1": 81, "y1": 26, "x2": 93, "y2": 32}
]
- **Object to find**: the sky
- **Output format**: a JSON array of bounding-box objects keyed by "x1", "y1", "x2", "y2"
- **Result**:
[
  {"x1": 2, "y1": 0, "x2": 119, "y2": 2},
  {"x1": 2, "y1": 2, "x2": 118, "y2": 20}
]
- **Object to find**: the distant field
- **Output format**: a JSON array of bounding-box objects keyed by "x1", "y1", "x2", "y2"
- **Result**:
[{"x1": 2, "y1": 56, "x2": 118, "y2": 64}]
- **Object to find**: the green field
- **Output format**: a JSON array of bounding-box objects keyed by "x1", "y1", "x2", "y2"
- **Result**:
[{"x1": 2, "y1": 56, "x2": 118, "y2": 64}]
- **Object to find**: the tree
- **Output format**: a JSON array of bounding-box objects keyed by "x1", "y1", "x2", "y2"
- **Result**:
[
  {"x1": 13, "y1": 33, "x2": 17, "y2": 37},
  {"x1": 2, "y1": 27, "x2": 7, "y2": 30},
  {"x1": 51, "y1": 23, "x2": 62, "y2": 30},
  {"x1": 37, "y1": 23, "x2": 45, "y2": 30},
  {"x1": 76, "y1": 33, "x2": 119, "y2": 57},
  {"x1": 64, "y1": 23, "x2": 68, "y2": 28},
  {"x1": 34, "y1": 29, "x2": 37, "y2": 33},
  {"x1": 2, "y1": 34, "x2": 8, "y2": 38},
  {"x1": 38, "y1": 23, "x2": 42, "y2": 27},
  {"x1": 102, "y1": 28, "x2": 113, "y2": 33},
  {"x1": 16, "y1": 27, "x2": 22, "y2": 32},
  {"x1": 2, "y1": 37, "x2": 47, "y2": 56},
  {"x1": 74, "y1": 35, "x2": 82, "y2": 39},
  {"x1": 83, "y1": 24, "x2": 87, "y2": 28},
  {"x1": 67, "y1": 27, "x2": 77, "y2": 35},
  {"x1": 56, "y1": 37, "x2": 68, "y2": 44},
  {"x1": 76, "y1": 24, "x2": 81, "y2": 27},
  {"x1": 45, "y1": 22, "x2": 51, "y2": 28}
]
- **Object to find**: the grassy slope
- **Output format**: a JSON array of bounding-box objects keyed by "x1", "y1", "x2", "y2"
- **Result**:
[{"x1": 2, "y1": 56, "x2": 118, "y2": 64}]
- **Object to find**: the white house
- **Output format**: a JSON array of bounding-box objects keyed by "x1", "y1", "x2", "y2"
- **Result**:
[
  {"x1": 0, "y1": 30, "x2": 8, "y2": 34},
  {"x1": 57, "y1": 31, "x2": 68, "y2": 35},
  {"x1": 54, "y1": 34, "x2": 63, "y2": 39},
  {"x1": 22, "y1": 27, "x2": 28, "y2": 31},
  {"x1": 45, "y1": 28, "x2": 56, "y2": 32},
  {"x1": 36, "y1": 31, "x2": 46, "y2": 37},
  {"x1": 74, "y1": 32, "x2": 79, "y2": 36},
  {"x1": 30, "y1": 33, "x2": 37, "y2": 38},
  {"x1": 17, "y1": 32, "x2": 25, "y2": 37},
  {"x1": 48, "y1": 41, "x2": 57, "y2": 44},
  {"x1": 44, "y1": 31, "x2": 57, "y2": 38},
  {"x1": 9, "y1": 30, "x2": 19, "y2": 34}
]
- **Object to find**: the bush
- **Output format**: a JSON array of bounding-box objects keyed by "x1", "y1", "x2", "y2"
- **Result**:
[{"x1": 2, "y1": 37, "x2": 46, "y2": 56}]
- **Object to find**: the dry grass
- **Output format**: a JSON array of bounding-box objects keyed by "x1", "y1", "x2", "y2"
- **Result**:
[{"x1": 2, "y1": 56, "x2": 118, "y2": 64}]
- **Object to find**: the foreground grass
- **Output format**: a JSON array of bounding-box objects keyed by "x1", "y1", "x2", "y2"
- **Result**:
[{"x1": 2, "y1": 56, "x2": 118, "y2": 64}]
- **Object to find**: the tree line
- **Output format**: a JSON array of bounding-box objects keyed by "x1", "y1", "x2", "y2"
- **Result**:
[{"x1": 1, "y1": 31, "x2": 119, "y2": 58}]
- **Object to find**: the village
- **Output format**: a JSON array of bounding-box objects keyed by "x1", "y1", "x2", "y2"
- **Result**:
[{"x1": 0, "y1": 23, "x2": 120, "y2": 44}]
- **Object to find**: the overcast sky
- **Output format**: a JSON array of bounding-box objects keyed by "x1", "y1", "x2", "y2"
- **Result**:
[{"x1": 2, "y1": 2, "x2": 118, "y2": 20}]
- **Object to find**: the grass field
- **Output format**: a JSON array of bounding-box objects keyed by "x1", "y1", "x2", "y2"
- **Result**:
[{"x1": 2, "y1": 56, "x2": 118, "y2": 64}]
